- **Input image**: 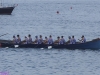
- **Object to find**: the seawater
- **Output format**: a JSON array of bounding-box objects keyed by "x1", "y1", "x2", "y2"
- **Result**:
[{"x1": 0, "y1": 0, "x2": 100, "y2": 75}]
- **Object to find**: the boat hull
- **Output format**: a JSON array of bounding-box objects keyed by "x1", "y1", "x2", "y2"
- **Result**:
[
  {"x1": 0, "y1": 7, "x2": 15, "y2": 15},
  {"x1": 0, "y1": 39, "x2": 100, "y2": 49}
]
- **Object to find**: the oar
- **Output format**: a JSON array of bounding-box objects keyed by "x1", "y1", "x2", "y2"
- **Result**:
[
  {"x1": 0, "y1": 33, "x2": 8, "y2": 37},
  {"x1": 0, "y1": 39, "x2": 12, "y2": 43}
]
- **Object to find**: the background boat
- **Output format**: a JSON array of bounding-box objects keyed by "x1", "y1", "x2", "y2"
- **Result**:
[
  {"x1": 0, "y1": 6, "x2": 15, "y2": 15},
  {"x1": 0, "y1": 0, "x2": 17, "y2": 15}
]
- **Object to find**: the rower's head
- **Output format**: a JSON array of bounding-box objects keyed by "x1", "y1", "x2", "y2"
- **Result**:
[
  {"x1": 81, "y1": 35, "x2": 84, "y2": 38},
  {"x1": 17, "y1": 35, "x2": 19, "y2": 37},
  {"x1": 72, "y1": 36, "x2": 74, "y2": 38},
  {"x1": 40, "y1": 35, "x2": 42, "y2": 38},
  {"x1": 28, "y1": 34, "x2": 31, "y2": 37},
  {"x1": 61, "y1": 36, "x2": 63, "y2": 38},
  {"x1": 49, "y1": 35, "x2": 52, "y2": 37},
  {"x1": 13, "y1": 35, "x2": 15, "y2": 38},
  {"x1": 35, "y1": 36, "x2": 38, "y2": 38},
  {"x1": 57, "y1": 36, "x2": 60, "y2": 39},
  {"x1": 68, "y1": 36, "x2": 71, "y2": 39},
  {"x1": 45, "y1": 37, "x2": 47, "y2": 39}
]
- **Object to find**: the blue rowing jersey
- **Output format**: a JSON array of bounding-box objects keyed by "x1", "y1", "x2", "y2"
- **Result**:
[
  {"x1": 17, "y1": 38, "x2": 21, "y2": 44},
  {"x1": 28, "y1": 37, "x2": 32, "y2": 44},
  {"x1": 24, "y1": 38, "x2": 28, "y2": 44},
  {"x1": 35, "y1": 38, "x2": 38, "y2": 44},
  {"x1": 60, "y1": 38, "x2": 65, "y2": 44},
  {"x1": 71, "y1": 38, "x2": 76, "y2": 44},
  {"x1": 13, "y1": 38, "x2": 17, "y2": 44},
  {"x1": 48, "y1": 38, "x2": 53, "y2": 44},
  {"x1": 82, "y1": 38, "x2": 86, "y2": 43},
  {"x1": 69, "y1": 39, "x2": 72, "y2": 44},
  {"x1": 38, "y1": 38, "x2": 43, "y2": 44}
]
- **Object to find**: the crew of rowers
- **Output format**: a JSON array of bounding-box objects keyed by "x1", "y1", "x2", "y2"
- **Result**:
[{"x1": 12, "y1": 34, "x2": 86, "y2": 45}]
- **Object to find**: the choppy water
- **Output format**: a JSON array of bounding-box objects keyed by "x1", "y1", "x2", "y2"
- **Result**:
[{"x1": 0, "y1": 0, "x2": 100, "y2": 75}]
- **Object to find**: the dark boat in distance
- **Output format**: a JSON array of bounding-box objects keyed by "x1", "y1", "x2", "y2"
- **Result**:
[
  {"x1": 0, "y1": 38, "x2": 100, "y2": 49},
  {"x1": 0, "y1": 6, "x2": 15, "y2": 15}
]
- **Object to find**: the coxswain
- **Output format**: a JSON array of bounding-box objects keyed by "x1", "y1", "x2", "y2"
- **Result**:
[
  {"x1": 44, "y1": 37, "x2": 48, "y2": 44},
  {"x1": 48, "y1": 35, "x2": 53, "y2": 44},
  {"x1": 28, "y1": 34, "x2": 32, "y2": 44},
  {"x1": 38, "y1": 35, "x2": 43, "y2": 44},
  {"x1": 78, "y1": 35, "x2": 86, "y2": 43},
  {"x1": 59, "y1": 36, "x2": 65, "y2": 44},
  {"x1": 54, "y1": 36, "x2": 60, "y2": 44},
  {"x1": 71, "y1": 36, "x2": 76, "y2": 44},
  {"x1": 13, "y1": 35, "x2": 17, "y2": 44},
  {"x1": 16, "y1": 35, "x2": 21, "y2": 44},
  {"x1": 24, "y1": 36, "x2": 28, "y2": 44},
  {"x1": 34, "y1": 36, "x2": 38, "y2": 44}
]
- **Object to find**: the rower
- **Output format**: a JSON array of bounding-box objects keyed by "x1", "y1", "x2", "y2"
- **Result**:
[
  {"x1": 34, "y1": 36, "x2": 38, "y2": 44},
  {"x1": 13, "y1": 35, "x2": 17, "y2": 44},
  {"x1": 48, "y1": 35, "x2": 53, "y2": 44},
  {"x1": 67, "y1": 36, "x2": 72, "y2": 44},
  {"x1": 44, "y1": 37, "x2": 48, "y2": 44},
  {"x1": 28, "y1": 34, "x2": 32, "y2": 44},
  {"x1": 16, "y1": 35, "x2": 21, "y2": 44},
  {"x1": 59, "y1": 36, "x2": 65, "y2": 44},
  {"x1": 78, "y1": 35, "x2": 86, "y2": 43},
  {"x1": 54, "y1": 36, "x2": 60, "y2": 44},
  {"x1": 38, "y1": 35, "x2": 43, "y2": 44},
  {"x1": 24, "y1": 36, "x2": 28, "y2": 44},
  {"x1": 71, "y1": 36, "x2": 76, "y2": 44}
]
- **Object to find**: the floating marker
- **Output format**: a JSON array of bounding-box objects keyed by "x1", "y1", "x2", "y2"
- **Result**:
[
  {"x1": 70, "y1": 7, "x2": 72, "y2": 9},
  {"x1": 57, "y1": 11, "x2": 59, "y2": 14}
]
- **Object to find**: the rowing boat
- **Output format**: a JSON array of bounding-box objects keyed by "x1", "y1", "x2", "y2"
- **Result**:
[{"x1": 0, "y1": 38, "x2": 100, "y2": 49}]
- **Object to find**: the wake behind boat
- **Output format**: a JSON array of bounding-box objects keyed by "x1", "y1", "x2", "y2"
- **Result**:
[{"x1": 0, "y1": 38, "x2": 100, "y2": 49}]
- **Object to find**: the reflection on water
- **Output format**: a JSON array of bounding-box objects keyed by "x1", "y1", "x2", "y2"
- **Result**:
[{"x1": 0, "y1": 48, "x2": 100, "y2": 75}]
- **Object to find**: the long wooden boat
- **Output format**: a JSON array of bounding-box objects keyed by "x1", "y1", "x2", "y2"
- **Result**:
[{"x1": 0, "y1": 38, "x2": 100, "y2": 49}]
